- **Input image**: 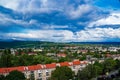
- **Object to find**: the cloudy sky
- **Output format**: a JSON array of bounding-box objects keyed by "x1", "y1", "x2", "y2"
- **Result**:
[{"x1": 0, "y1": 0, "x2": 120, "y2": 42}]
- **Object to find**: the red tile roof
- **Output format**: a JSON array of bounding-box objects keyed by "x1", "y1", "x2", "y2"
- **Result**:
[
  {"x1": 27, "y1": 65, "x2": 42, "y2": 71},
  {"x1": 45, "y1": 63, "x2": 56, "y2": 69},
  {"x1": 10, "y1": 66, "x2": 25, "y2": 72},
  {"x1": 0, "y1": 68, "x2": 7, "y2": 73},
  {"x1": 60, "y1": 62, "x2": 71, "y2": 66},
  {"x1": 0, "y1": 60, "x2": 85, "y2": 74},
  {"x1": 73, "y1": 60, "x2": 80, "y2": 65},
  {"x1": 0, "y1": 66, "x2": 25, "y2": 73}
]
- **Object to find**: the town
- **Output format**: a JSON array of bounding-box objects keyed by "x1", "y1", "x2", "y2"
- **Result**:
[
  {"x1": 0, "y1": 42, "x2": 120, "y2": 80},
  {"x1": 0, "y1": 0, "x2": 120, "y2": 80}
]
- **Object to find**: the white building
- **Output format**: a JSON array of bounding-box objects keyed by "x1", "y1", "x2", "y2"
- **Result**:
[{"x1": 0, "y1": 60, "x2": 88, "y2": 80}]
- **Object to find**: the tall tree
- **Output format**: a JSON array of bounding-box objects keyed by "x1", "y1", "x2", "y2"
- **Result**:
[
  {"x1": 77, "y1": 64, "x2": 102, "y2": 80},
  {"x1": 5, "y1": 70, "x2": 25, "y2": 80},
  {"x1": 103, "y1": 59, "x2": 117, "y2": 72},
  {"x1": 50, "y1": 66, "x2": 74, "y2": 80},
  {"x1": 0, "y1": 75, "x2": 5, "y2": 80},
  {"x1": 0, "y1": 49, "x2": 13, "y2": 67}
]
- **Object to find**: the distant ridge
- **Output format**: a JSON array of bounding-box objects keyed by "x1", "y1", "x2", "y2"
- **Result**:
[
  {"x1": 69, "y1": 42, "x2": 120, "y2": 45},
  {"x1": 0, "y1": 41, "x2": 120, "y2": 49}
]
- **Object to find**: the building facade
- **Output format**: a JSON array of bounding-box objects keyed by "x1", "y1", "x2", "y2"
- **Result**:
[{"x1": 0, "y1": 60, "x2": 88, "y2": 80}]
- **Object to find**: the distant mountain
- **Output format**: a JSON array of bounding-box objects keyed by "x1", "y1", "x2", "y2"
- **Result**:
[
  {"x1": 0, "y1": 40, "x2": 120, "y2": 49},
  {"x1": 0, "y1": 41, "x2": 55, "y2": 49},
  {"x1": 69, "y1": 42, "x2": 120, "y2": 45}
]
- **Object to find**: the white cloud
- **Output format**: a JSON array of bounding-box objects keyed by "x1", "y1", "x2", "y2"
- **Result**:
[
  {"x1": 75, "y1": 28, "x2": 120, "y2": 42},
  {"x1": 88, "y1": 12, "x2": 120, "y2": 27},
  {"x1": 43, "y1": 25, "x2": 69, "y2": 29},
  {"x1": 4, "y1": 30, "x2": 74, "y2": 42},
  {"x1": 0, "y1": 0, "x2": 61, "y2": 13},
  {"x1": 0, "y1": 0, "x2": 20, "y2": 10},
  {"x1": 68, "y1": 4, "x2": 92, "y2": 19},
  {"x1": 0, "y1": 13, "x2": 72, "y2": 30},
  {"x1": 0, "y1": 13, "x2": 38, "y2": 26},
  {"x1": 0, "y1": 0, "x2": 93, "y2": 18},
  {"x1": 2, "y1": 28, "x2": 120, "y2": 42}
]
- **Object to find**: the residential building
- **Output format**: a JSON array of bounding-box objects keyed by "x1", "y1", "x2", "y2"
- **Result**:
[{"x1": 0, "y1": 60, "x2": 88, "y2": 80}]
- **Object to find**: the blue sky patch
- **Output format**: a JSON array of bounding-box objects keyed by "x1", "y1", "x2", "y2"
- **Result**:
[{"x1": 0, "y1": 0, "x2": 120, "y2": 42}]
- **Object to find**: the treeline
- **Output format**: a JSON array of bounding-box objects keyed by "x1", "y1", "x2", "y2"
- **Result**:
[
  {"x1": 0, "y1": 49, "x2": 57, "y2": 68},
  {"x1": 0, "y1": 41, "x2": 53, "y2": 48},
  {"x1": 0, "y1": 41, "x2": 70, "y2": 49},
  {"x1": 0, "y1": 70, "x2": 25, "y2": 80},
  {"x1": 77, "y1": 59, "x2": 120, "y2": 80}
]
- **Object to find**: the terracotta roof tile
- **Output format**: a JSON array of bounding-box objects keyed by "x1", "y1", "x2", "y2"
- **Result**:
[
  {"x1": 73, "y1": 60, "x2": 80, "y2": 65},
  {"x1": 27, "y1": 65, "x2": 42, "y2": 71},
  {"x1": 60, "y1": 62, "x2": 71, "y2": 66},
  {"x1": 0, "y1": 60, "x2": 83, "y2": 74},
  {"x1": 0, "y1": 68, "x2": 7, "y2": 73},
  {"x1": 0, "y1": 66, "x2": 25, "y2": 73},
  {"x1": 45, "y1": 63, "x2": 56, "y2": 69}
]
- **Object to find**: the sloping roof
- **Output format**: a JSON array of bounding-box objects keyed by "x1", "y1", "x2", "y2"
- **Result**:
[
  {"x1": 60, "y1": 62, "x2": 71, "y2": 66},
  {"x1": 27, "y1": 65, "x2": 42, "y2": 71},
  {"x1": 0, "y1": 60, "x2": 85, "y2": 74},
  {"x1": 72, "y1": 60, "x2": 80, "y2": 65},
  {"x1": 45, "y1": 63, "x2": 56, "y2": 69},
  {"x1": 0, "y1": 66, "x2": 25, "y2": 73},
  {"x1": 0, "y1": 68, "x2": 7, "y2": 73},
  {"x1": 10, "y1": 66, "x2": 25, "y2": 72}
]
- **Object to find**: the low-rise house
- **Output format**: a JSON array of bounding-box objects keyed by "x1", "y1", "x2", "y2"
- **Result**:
[
  {"x1": 10, "y1": 48, "x2": 16, "y2": 55},
  {"x1": 46, "y1": 53, "x2": 56, "y2": 56},
  {"x1": 111, "y1": 54, "x2": 120, "y2": 60},
  {"x1": 77, "y1": 50, "x2": 88, "y2": 54},
  {"x1": 57, "y1": 53, "x2": 67, "y2": 57},
  {"x1": 33, "y1": 49, "x2": 43, "y2": 52},
  {"x1": 28, "y1": 52, "x2": 37, "y2": 55},
  {"x1": 108, "y1": 47, "x2": 120, "y2": 52}
]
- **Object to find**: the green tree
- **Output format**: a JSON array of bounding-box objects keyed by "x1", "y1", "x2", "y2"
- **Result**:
[
  {"x1": 0, "y1": 53, "x2": 13, "y2": 67},
  {"x1": 77, "y1": 64, "x2": 102, "y2": 80},
  {"x1": 0, "y1": 75, "x2": 5, "y2": 80},
  {"x1": 50, "y1": 66, "x2": 74, "y2": 80},
  {"x1": 17, "y1": 49, "x2": 22, "y2": 55},
  {"x1": 32, "y1": 55, "x2": 45, "y2": 64},
  {"x1": 94, "y1": 61, "x2": 103, "y2": 75},
  {"x1": 58, "y1": 57, "x2": 69, "y2": 62},
  {"x1": 103, "y1": 59, "x2": 117, "y2": 72},
  {"x1": 79, "y1": 55, "x2": 86, "y2": 60},
  {"x1": 5, "y1": 70, "x2": 25, "y2": 80},
  {"x1": 77, "y1": 69, "x2": 90, "y2": 80},
  {"x1": 115, "y1": 59, "x2": 120, "y2": 69}
]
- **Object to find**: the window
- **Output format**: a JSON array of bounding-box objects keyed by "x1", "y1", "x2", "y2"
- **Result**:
[
  {"x1": 37, "y1": 78, "x2": 42, "y2": 80},
  {"x1": 38, "y1": 70, "x2": 42, "y2": 77},
  {"x1": 31, "y1": 71, "x2": 34, "y2": 74},
  {"x1": 46, "y1": 77, "x2": 49, "y2": 80},
  {"x1": 73, "y1": 66, "x2": 75, "y2": 69},
  {"x1": 80, "y1": 64, "x2": 83, "y2": 67},
  {"x1": 38, "y1": 70, "x2": 42, "y2": 73},
  {"x1": 30, "y1": 71, "x2": 35, "y2": 80},
  {"x1": 38, "y1": 73, "x2": 42, "y2": 77},
  {"x1": 46, "y1": 72, "x2": 49, "y2": 76},
  {"x1": 46, "y1": 70, "x2": 49, "y2": 76}
]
